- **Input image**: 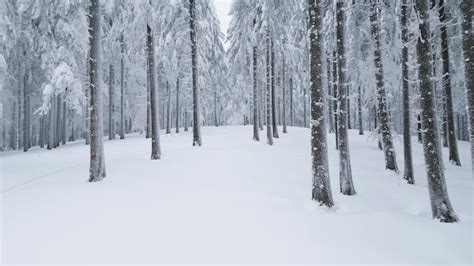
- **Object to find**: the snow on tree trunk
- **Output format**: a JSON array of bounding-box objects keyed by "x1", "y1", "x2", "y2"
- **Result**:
[
  {"x1": 271, "y1": 38, "x2": 279, "y2": 138},
  {"x1": 370, "y1": 2, "x2": 398, "y2": 173},
  {"x1": 147, "y1": 24, "x2": 161, "y2": 160},
  {"x1": 309, "y1": 0, "x2": 333, "y2": 207},
  {"x1": 88, "y1": 0, "x2": 106, "y2": 182},
  {"x1": 327, "y1": 56, "x2": 334, "y2": 134},
  {"x1": 22, "y1": 62, "x2": 29, "y2": 152},
  {"x1": 61, "y1": 97, "x2": 66, "y2": 145},
  {"x1": 109, "y1": 65, "x2": 115, "y2": 140},
  {"x1": 253, "y1": 44, "x2": 259, "y2": 141},
  {"x1": 120, "y1": 34, "x2": 125, "y2": 140},
  {"x1": 266, "y1": 29, "x2": 273, "y2": 145},
  {"x1": 415, "y1": 0, "x2": 458, "y2": 223},
  {"x1": 438, "y1": 0, "x2": 461, "y2": 166},
  {"x1": 290, "y1": 77, "x2": 294, "y2": 127},
  {"x1": 176, "y1": 74, "x2": 180, "y2": 134},
  {"x1": 333, "y1": 51, "x2": 339, "y2": 150},
  {"x1": 189, "y1": 0, "x2": 201, "y2": 146},
  {"x1": 336, "y1": 0, "x2": 355, "y2": 195},
  {"x1": 401, "y1": 0, "x2": 414, "y2": 184},
  {"x1": 166, "y1": 81, "x2": 171, "y2": 134},
  {"x1": 146, "y1": 45, "x2": 151, "y2": 139},
  {"x1": 460, "y1": 0, "x2": 473, "y2": 167}
]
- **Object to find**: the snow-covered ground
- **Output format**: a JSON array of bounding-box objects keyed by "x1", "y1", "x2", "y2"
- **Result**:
[{"x1": 1, "y1": 126, "x2": 472, "y2": 264}]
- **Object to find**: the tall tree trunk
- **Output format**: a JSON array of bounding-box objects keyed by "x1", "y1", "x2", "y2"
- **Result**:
[
  {"x1": 189, "y1": 0, "x2": 201, "y2": 146},
  {"x1": 47, "y1": 96, "x2": 53, "y2": 150},
  {"x1": 253, "y1": 44, "x2": 259, "y2": 141},
  {"x1": 22, "y1": 62, "x2": 29, "y2": 152},
  {"x1": 39, "y1": 115, "x2": 44, "y2": 148},
  {"x1": 214, "y1": 85, "x2": 218, "y2": 127},
  {"x1": 282, "y1": 57, "x2": 287, "y2": 134},
  {"x1": 62, "y1": 97, "x2": 66, "y2": 145},
  {"x1": 327, "y1": 56, "x2": 334, "y2": 133},
  {"x1": 415, "y1": 0, "x2": 457, "y2": 222},
  {"x1": 309, "y1": 0, "x2": 333, "y2": 207},
  {"x1": 289, "y1": 77, "x2": 294, "y2": 127},
  {"x1": 166, "y1": 81, "x2": 171, "y2": 134},
  {"x1": 85, "y1": 65, "x2": 91, "y2": 145},
  {"x1": 271, "y1": 38, "x2": 279, "y2": 138},
  {"x1": 357, "y1": 86, "x2": 363, "y2": 135},
  {"x1": 88, "y1": 0, "x2": 106, "y2": 182},
  {"x1": 336, "y1": 0, "x2": 356, "y2": 195},
  {"x1": 460, "y1": 0, "x2": 473, "y2": 167},
  {"x1": 146, "y1": 48, "x2": 151, "y2": 139},
  {"x1": 266, "y1": 29, "x2": 273, "y2": 145},
  {"x1": 370, "y1": 1, "x2": 398, "y2": 172},
  {"x1": 10, "y1": 101, "x2": 16, "y2": 150},
  {"x1": 401, "y1": 0, "x2": 414, "y2": 184},
  {"x1": 333, "y1": 51, "x2": 339, "y2": 149},
  {"x1": 176, "y1": 74, "x2": 180, "y2": 133},
  {"x1": 109, "y1": 64, "x2": 114, "y2": 140},
  {"x1": 120, "y1": 34, "x2": 125, "y2": 140},
  {"x1": 55, "y1": 95, "x2": 61, "y2": 148},
  {"x1": 147, "y1": 24, "x2": 162, "y2": 159},
  {"x1": 438, "y1": 0, "x2": 461, "y2": 166}
]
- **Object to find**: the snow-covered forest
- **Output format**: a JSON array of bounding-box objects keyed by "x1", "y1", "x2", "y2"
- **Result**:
[{"x1": 1, "y1": 0, "x2": 472, "y2": 264}]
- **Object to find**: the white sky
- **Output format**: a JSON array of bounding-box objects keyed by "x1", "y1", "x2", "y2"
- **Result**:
[{"x1": 213, "y1": 0, "x2": 232, "y2": 45}]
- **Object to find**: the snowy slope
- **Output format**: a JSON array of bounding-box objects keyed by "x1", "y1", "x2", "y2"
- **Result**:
[{"x1": 1, "y1": 126, "x2": 472, "y2": 264}]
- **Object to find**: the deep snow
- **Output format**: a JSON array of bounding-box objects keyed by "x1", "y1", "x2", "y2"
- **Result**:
[{"x1": 1, "y1": 126, "x2": 472, "y2": 264}]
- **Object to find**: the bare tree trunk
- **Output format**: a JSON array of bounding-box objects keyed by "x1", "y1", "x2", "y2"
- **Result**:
[
  {"x1": 22, "y1": 62, "x2": 29, "y2": 152},
  {"x1": 147, "y1": 24, "x2": 162, "y2": 159},
  {"x1": 175, "y1": 74, "x2": 180, "y2": 133},
  {"x1": 189, "y1": 0, "x2": 201, "y2": 146},
  {"x1": 370, "y1": 1, "x2": 398, "y2": 172},
  {"x1": 309, "y1": 0, "x2": 333, "y2": 207},
  {"x1": 39, "y1": 115, "x2": 44, "y2": 148},
  {"x1": 282, "y1": 57, "x2": 287, "y2": 134},
  {"x1": 166, "y1": 81, "x2": 171, "y2": 134},
  {"x1": 415, "y1": 0, "x2": 457, "y2": 222},
  {"x1": 438, "y1": 0, "x2": 461, "y2": 166},
  {"x1": 357, "y1": 86, "x2": 363, "y2": 135},
  {"x1": 333, "y1": 51, "x2": 339, "y2": 150},
  {"x1": 266, "y1": 29, "x2": 273, "y2": 145},
  {"x1": 62, "y1": 97, "x2": 66, "y2": 145},
  {"x1": 89, "y1": 0, "x2": 106, "y2": 182},
  {"x1": 289, "y1": 77, "x2": 294, "y2": 127},
  {"x1": 401, "y1": 0, "x2": 414, "y2": 184},
  {"x1": 336, "y1": 0, "x2": 355, "y2": 195},
  {"x1": 120, "y1": 34, "x2": 125, "y2": 140},
  {"x1": 55, "y1": 95, "x2": 61, "y2": 148},
  {"x1": 109, "y1": 65, "x2": 115, "y2": 140},
  {"x1": 327, "y1": 56, "x2": 334, "y2": 133},
  {"x1": 460, "y1": 0, "x2": 473, "y2": 167},
  {"x1": 253, "y1": 44, "x2": 259, "y2": 141},
  {"x1": 271, "y1": 38, "x2": 279, "y2": 138},
  {"x1": 146, "y1": 48, "x2": 151, "y2": 139}
]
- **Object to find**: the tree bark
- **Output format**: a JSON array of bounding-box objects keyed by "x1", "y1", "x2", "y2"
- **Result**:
[
  {"x1": 176, "y1": 74, "x2": 180, "y2": 133},
  {"x1": 120, "y1": 34, "x2": 125, "y2": 140},
  {"x1": 271, "y1": 38, "x2": 279, "y2": 138},
  {"x1": 253, "y1": 43, "x2": 259, "y2": 141},
  {"x1": 438, "y1": 0, "x2": 461, "y2": 166},
  {"x1": 266, "y1": 29, "x2": 273, "y2": 145},
  {"x1": 460, "y1": 0, "x2": 473, "y2": 167},
  {"x1": 282, "y1": 57, "x2": 287, "y2": 134},
  {"x1": 333, "y1": 51, "x2": 339, "y2": 150},
  {"x1": 147, "y1": 24, "x2": 162, "y2": 160},
  {"x1": 415, "y1": 0, "x2": 457, "y2": 222},
  {"x1": 88, "y1": 0, "x2": 106, "y2": 182},
  {"x1": 401, "y1": 0, "x2": 414, "y2": 184},
  {"x1": 166, "y1": 81, "x2": 171, "y2": 134},
  {"x1": 22, "y1": 61, "x2": 29, "y2": 152},
  {"x1": 357, "y1": 86, "x2": 363, "y2": 135},
  {"x1": 336, "y1": 0, "x2": 356, "y2": 195},
  {"x1": 189, "y1": 0, "x2": 201, "y2": 146},
  {"x1": 309, "y1": 0, "x2": 333, "y2": 207},
  {"x1": 370, "y1": 1, "x2": 398, "y2": 172},
  {"x1": 109, "y1": 64, "x2": 115, "y2": 140}
]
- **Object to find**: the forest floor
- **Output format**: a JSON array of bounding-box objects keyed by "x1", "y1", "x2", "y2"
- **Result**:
[{"x1": 1, "y1": 126, "x2": 472, "y2": 264}]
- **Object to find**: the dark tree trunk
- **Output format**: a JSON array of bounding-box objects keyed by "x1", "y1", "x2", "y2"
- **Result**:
[
  {"x1": 282, "y1": 57, "x2": 287, "y2": 134},
  {"x1": 327, "y1": 56, "x2": 334, "y2": 133},
  {"x1": 357, "y1": 86, "x2": 363, "y2": 135},
  {"x1": 145, "y1": 47, "x2": 151, "y2": 139},
  {"x1": 266, "y1": 29, "x2": 273, "y2": 145},
  {"x1": 460, "y1": 0, "x2": 473, "y2": 166},
  {"x1": 147, "y1": 24, "x2": 162, "y2": 160},
  {"x1": 55, "y1": 95, "x2": 61, "y2": 148},
  {"x1": 417, "y1": 113, "x2": 423, "y2": 143},
  {"x1": 22, "y1": 62, "x2": 29, "y2": 152},
  {"x1": 120, "y1": 34, "x2": 125, "y2": 140},
  {"x1": 309, "y1": 0, "x2": 333, "y2": 207},
  {"x1": 253, "y1": 44, "x2": 259, "y2": 141},
  {"x1": 401, "y1": 0, "x2": 414, "y2": 184},
  {"x1": 271, "y1": 38, "x2": 279, "y2": 138},
  {"x1": 175, "y1": 74, "x2": 180, "y2": 133},
  {"x1": 336, "y1": 0, "x2": 355, "y2": 195},
  {"x1": 289, "y1": 77, "x2": 294, "y2": 127},
  {"x1": 39, "y1": 115, "x2": 44, "y2": 148},
  {"x1": 370, "y1": 2, "x2": 398, "y2": 172},
  {"x1": 438, "y1": 0, "x2": 461, "y2": 166},
  {"x1": 62, "y1": 98, "x2": 66, "y2": 145},
  {"x1": 109, "y1": 65, "x2": 115, "y2": 140},
  {"x1": 189, "y1": 0, "x2": 201, "y2": 146},
  {"x1": 415, "y1": 0, "x2": 457, "y2": 222},
  {"x1": 166, "y1": 81, "x2": 171, "y2": 134},
  {"x1": 88, "y1": 0, "x2": 106, "y2": 182},
  {"x1": 333, "y1": 51, "x2": 338, "y2": 150}
]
